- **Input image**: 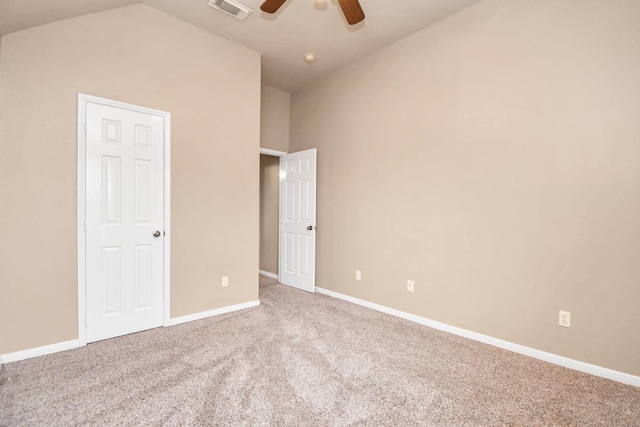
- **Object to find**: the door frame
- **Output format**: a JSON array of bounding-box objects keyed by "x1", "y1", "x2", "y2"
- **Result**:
[{"x1": 77, "y1": 93, "x2": 171, "y2": 346}]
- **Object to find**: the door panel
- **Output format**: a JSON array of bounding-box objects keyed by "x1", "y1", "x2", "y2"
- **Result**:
[
  {"x1": 279, "y1": 149, "x2": 317, "y2": 292},
  {"x1": 134, "y1": 244, "x2": 153, "y2": 310},
  {"x1": 102, "y1": 156, "x2": 122, "y2": 224},
  {"x1": 134, "y1": 160, "x2": 152, "y2": 224},
  {"x1": 85, "y1": 101, "x2": 165, "y2": 342},
  {"x1": 104, "y1": 246, "x2": 122, "y2": 315}
]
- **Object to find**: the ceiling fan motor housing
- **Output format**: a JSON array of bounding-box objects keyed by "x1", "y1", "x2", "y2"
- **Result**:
[{"x1": 260, "y1": 0, "x2": 365, "y2": 25}]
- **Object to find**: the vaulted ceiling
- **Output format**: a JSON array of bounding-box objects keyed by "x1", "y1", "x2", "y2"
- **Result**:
[{"x1": 0, "y1": 0, "x2": 484, "y2": 92}]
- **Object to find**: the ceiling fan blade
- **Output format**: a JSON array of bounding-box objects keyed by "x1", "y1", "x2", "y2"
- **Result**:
[
  {"x1": 337, "y1": 0, "x2": 365, "y2": 25},
  {"x1": 260, "y1": 0, "x2": 288, "y2": 13}
]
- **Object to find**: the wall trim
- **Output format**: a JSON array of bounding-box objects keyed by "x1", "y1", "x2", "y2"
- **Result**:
[
  {"x1": 260, "y1": 147, "x2": 287, "y2": 157},
  {"x1": 168, "y1": 300, "x2": 261, "y2": 326},
  {"x1": 316, "y1": 287, "x2": 640, "y2": 388},
  {"x1": 0, "y1": 340, "x2": 82, "y2": 364},
  {"x1": 2, "y1": 300, "x2": 261, "y2": 364},
  {"x1": 259, "y1": 270, "x2": 278, "y2": 280},
  {"x1": 5, "y1": 290, "x2": 636, "y2": 388}
]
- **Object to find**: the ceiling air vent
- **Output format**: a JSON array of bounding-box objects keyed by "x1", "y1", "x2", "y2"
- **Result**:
[{"x1": 208, "y1": 0, "x2": 253, "y2": 20}]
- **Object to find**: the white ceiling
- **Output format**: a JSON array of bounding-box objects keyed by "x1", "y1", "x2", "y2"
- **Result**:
[{"x1": 0, "y1": 0, "x2": 484, "y2": 92}]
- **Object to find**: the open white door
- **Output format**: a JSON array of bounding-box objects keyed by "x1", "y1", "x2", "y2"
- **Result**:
[
  {"x1": 82, "y1": 97, "x2": 168, "y2": 343},
  {"x1": 279, "y1": 149, "x2": 317, "y2": 292}
]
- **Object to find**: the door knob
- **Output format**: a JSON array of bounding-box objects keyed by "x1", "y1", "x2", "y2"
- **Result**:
[
  {"x1": 153, "y1": 230, "x2": 162, "y2": 238},
  {"x1": 307, "y1": 226, "x2": 314, "y2": 231}
]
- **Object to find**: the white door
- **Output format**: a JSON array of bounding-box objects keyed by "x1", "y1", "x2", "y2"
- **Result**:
[
  {"x1": 84, "y1": 101, "x2": 165, "y2": 342},
  {"x1": 279, "y1": 149, "x2": 317, "y2": 292}
]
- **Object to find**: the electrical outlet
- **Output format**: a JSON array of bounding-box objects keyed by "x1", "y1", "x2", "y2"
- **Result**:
[
  {"x1": 407, "y1": 280, "x2": 414, "y2": 293},
  {"x1": 356, "y1": 270, "x2": 361, "y2": 281},
  {"x1": 559, "y1": 310, "x2": 571, "y2": 328},
  {"x1": 222, "y1": 276, "x2": 229, "y2": 288}
]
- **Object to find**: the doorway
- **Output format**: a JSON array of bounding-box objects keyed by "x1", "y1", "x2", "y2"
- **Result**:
[
  {"x1": 259, "y1": 148, "x2": 317, "y2": 293},
  {"x1": 259, "y1": 152, "x2": 281, "y2": 280}
]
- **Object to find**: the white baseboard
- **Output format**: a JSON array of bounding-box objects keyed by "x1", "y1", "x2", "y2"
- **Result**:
[
  {"x1": 168, "y1": 300, "x2": 261, "y2": 326},
  {"x1": 259, "y1": 270, "x2": 278, "y2": 280},
  {"x1": 0, "y1": 339, "x2": 81, "y2": 364},
  {"x1": 1, "y1": 301, "x2": 261, "y2": 364},
  {"x1": 316, "y1": 287, "x2": 640, "y2": 388}
]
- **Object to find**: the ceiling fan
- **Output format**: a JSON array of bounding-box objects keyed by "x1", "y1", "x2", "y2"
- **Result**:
[{"x1": 260, "y1": 0, "x2": 365, "y2": 25}]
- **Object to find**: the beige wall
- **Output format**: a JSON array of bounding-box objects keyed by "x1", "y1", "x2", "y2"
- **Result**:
[
  {"x1": 259, "y1": 155, "x2": 280, "y2": 275},
  {"x1": 0, "y1": 5, "x2": 260, "y2": 355},
  {"x1": 290, "y1": 0, "x2": 640, "y2": 376},
  {"x1": 260, "y1": 84, "x2": 290, "y2": 152},
  {"x1": 259, "y1": 84, "x2": 289, "y2": 276}
]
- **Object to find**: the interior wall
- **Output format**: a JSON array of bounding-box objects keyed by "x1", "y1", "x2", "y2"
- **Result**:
[
  {"x1": 0, "y1": 4, "x2": 261, "y2": 355},
  {"x1": 259, "y1": 155, "x2": 280, "y2": 275},
  {"x1": 260, "y1": 84, "x2": 290, "y2": 152},
  {"x1": 289, "y1": 0, "x2": 640, "y2": 376}
]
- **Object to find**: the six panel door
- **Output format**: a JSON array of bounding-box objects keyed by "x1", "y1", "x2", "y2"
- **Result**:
[
  {"x1": 85, "y1": 101, "x2": 165, "y2": 342},
  {"x1": 279, "y1": 149, "x2": 317, "y2": 292}
]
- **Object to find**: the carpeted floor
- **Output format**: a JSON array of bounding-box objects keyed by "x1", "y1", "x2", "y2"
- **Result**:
[{"x1": 1, "y1": 275, "x2": 639, "y2": 426}]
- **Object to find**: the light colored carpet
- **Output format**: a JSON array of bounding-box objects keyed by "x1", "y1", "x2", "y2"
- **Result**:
[{"x1": 1, "y1": 275, "x2": 639, "y2": 426}]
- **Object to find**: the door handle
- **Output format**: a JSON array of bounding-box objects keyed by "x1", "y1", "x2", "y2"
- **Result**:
[
  {"x1": 153, "y1": 230, "x2": 162, "y2": 238},
  {"x1": 307, "y1": 226, "x2": 314, "y2": 231}
]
